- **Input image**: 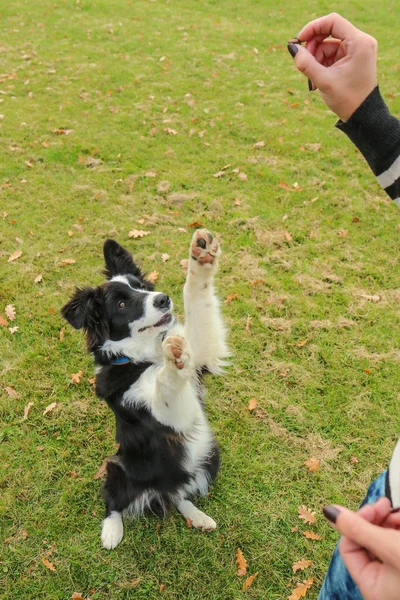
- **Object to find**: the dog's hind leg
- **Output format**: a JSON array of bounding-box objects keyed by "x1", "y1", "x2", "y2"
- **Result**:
[
  {"x1": 175, "y1": 498, "x2": 217, "y2": 531},
  {"x1": 183, "y1": 229, "x2": 230, "y2": 374}
]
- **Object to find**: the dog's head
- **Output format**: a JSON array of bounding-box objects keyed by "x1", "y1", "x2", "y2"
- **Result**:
[{"x1": 61, "y1": 240, "x2": 174, "y2": 363}]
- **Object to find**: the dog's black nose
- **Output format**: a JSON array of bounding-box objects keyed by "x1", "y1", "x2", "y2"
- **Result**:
[{"x1": 153, "y1": 294, "x2": 171, "y2": 311}]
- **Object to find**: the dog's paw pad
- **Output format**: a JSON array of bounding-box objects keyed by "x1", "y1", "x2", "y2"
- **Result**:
[
  {"x1": 101, "y1": 513, "x2": 124, "y2": 550},
  {"x1": 190, "y1": 229, "x2": 219, "y2": 266},
  {"x1": 191, "y1": 511, "x2": 217, "y2": 532},
  {"x1": 162, "y1": 335, "x2": 188, "y2": 369}
]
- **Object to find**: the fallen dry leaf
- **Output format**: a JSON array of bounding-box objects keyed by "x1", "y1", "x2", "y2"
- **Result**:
[
  {"x1": 59, "y1": 327, "x2": 65, "y2": 341},
  {"x1": 236, "y1": 548, "x2": 248, "y2": 576},
  {"x1": 338, "y1": 229, "x2": 348, "y2": 237},
  {"x1": 350, "y1": 456, "x2": 359, "y2": 465},
  {"x1": 52, "y1": 128, "x2": 73, "y2": 135},
  {"x1": 304, "y1": 458, "x2": 320, "y2": 473},
  {"x1": 288, "y1": 577, "x2": 313, "y2": 600},
  {"x1": 251, "y1": 279, "x2": 265, "y2": 286},
  {"x1": 0, "y1": 315, "x2": 8, "y2": 327},
  {"x1": 70, "y1": 370, "x2": 83, "y2": 384},
  {"x1": 188, "y1": 221, "x2": 204, "y2": 228},
  {"x1": 245, "y1": 315, "x2": 252, "y2": 331},
  {"x1": 161, "y1": 253, "x2": 170, "y2": 262},
  {"x1": 5, "y1": 305, "x2": 16, "y2": 321},
  {"x1": 298, "y1": 506, "x2": 316, "y2": 525},
  {"x1": 238, "y1": 172, "x2": 247, "y2": 181},
  {"x1": 9, "y1": 326, "x2": 19, "y2": 334},
  {"x1": 128, "y1": 229, "x2": 151, "y2": 239},
  {"x1": 60, "y1": 259, "x2": 76, "y2": 267},
  {"x1": 303, "y1": 531, "x2": 322, "y2": 541},
  {"x1": 5, "y1": 387, "x2": 19, "y2": 399},
  {"x1": 22, "y1": 402, "x2": 33, "y2": 421},
  {"x1": 291, "y1": 526, "x2": 299, "y2": 533},
  {"x1": 94, "y1": 458, "x2": 109, "y2": 480},
  {"x1": 164, "y1": 127, "x2": 178, "y2": 135},
  {"x1": 296, "y1": 339, "x2": 309, "y2": 348},
  {"x1": 72, "y1": 594, "x2": 85, "y2": 600},
  {"x1": 144, "y1": 170, "x2": 157, "y2": 178},
  {"x1": 43, "y1": 402, "x2": 57, "y2": 416},
  {"x1": 213, "y1": 170, "x2": 226, "y2": 178},
  {"x1": 146, "y1": 271, "x2": 159, "y2": 284},
  {"x1": 292, "y1": 559, "x2": 312, "y2": 573},
  {"x1": 243, "y1": 573, "x2": 258, "y2": 591},
  {"x1": 34, "y1": 274, "x2": 43, "y2": 284},
  {"x1": 42, "y1": 558, "x2": 56, "y2": 572},
  {"x1": 253, "y1": 141, "x2": 265, "y2": 148},
  {"x1": 248, "y1": 399, "x2": 258, "y2": 412},
  {"x1": 224, "y1": 293, "x2": 239, "y2": 304},
  {"x1": 234, "y1": 198, "x2": 241, "y2": 206},
  {"x1": 7, "y1": 250, "x2": 23, "y2": 263}
]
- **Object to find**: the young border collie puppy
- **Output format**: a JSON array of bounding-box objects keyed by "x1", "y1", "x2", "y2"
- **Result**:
[{"x1": 62, "y1": 230, "x2": 229, "y2": 549}]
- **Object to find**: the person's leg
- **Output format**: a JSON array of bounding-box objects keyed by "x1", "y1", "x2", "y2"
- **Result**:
[{"x1": 317, "y1": 470, "x2": 388, "y2": 600}]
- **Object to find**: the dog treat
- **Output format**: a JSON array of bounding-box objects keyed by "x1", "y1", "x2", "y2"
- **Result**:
[{"x1": 287, "y1": 38, "x2": 314, "y2": 92}]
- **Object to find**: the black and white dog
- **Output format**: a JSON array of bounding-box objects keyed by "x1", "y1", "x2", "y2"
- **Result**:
[{"x1": 62, "y1": 230, "x2": 229, "y2": 549}]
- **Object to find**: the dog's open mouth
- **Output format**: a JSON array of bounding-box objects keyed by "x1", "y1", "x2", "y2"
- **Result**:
[{"x1": 138, "y1": 313, "x2": 172, "y2": 333}]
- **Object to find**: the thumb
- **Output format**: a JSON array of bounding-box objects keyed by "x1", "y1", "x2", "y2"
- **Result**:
[{"x1": 288, "y1": 44, "x2": 327, "y2": 87}]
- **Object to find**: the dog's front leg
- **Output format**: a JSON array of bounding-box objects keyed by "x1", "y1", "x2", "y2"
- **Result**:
[
  {"x1": 183, "y1": 229, "x2": 229, "y2": 373},
  {"x1": 152, "y1": 335, "x2": 200, "y2": 432}
]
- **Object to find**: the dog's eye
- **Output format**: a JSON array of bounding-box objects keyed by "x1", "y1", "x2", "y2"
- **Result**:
[{"x1": 118, "y1": 301, "x2": 127, "y2": 309}]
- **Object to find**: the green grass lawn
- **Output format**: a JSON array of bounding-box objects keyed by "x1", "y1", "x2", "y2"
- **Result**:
[{"x1": 1, "y1": 1, "x2": 400, "y2": 598}]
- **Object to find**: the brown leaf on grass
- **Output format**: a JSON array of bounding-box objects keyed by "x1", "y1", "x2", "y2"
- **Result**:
[
  {"x1": 34, "y1": 274, "x2": 43, "y2": 284},
  {"x1": 146, "y1": 271, "x2": 159, "y2": 284},
  {"x1": 251, "y1": 279, "x2": 265, "y2": 286},
  {"x1": 59, "y1": 327, "x2": 65, "y2": 341},
  {"x1": 185, "y1": 518, "x2": 193, "y2": 528},
  {"x1": 298, "y1": 506, "x2": 316, "y2": 525},
  {"x1": 9, "y1": 326, "x2": 19, "y2": 334},
  {"x1": 164, "y1": 127, "x2": 178, "y2": 135},
  {"x1": 237, "y1": 172, "x2": 247, "y2": 181},
  {"x1": 304, "y1": 458, "x2": 320, "y2": 473},
  {"x1": 224, "y1": 293, "x2": 239, "y2": 304},
  {"x1": 292, "y1": 559, "x2": 312, "y2": 573},
  {"x1": 43, "y1": 402, "x2": 57, "y2": 416},
  {"x1": 72, "y1": 594, "x2": 85, "y2": 600},
  {"x1": 128, "y1": 229, "x2": 151, "y2": 239},
  {"x1": 253, "y1": 140, "x2": 265, "y2": 148},
  {"x1": 234, "y1": 198, "x2": 241, "y2": 206},
  {"x1": 296, "y1": 339, "x2": 309, "y2": 348},
  {"x1": 161, "y1": 253, "x2": 170, "y2": 262},
  {"x1": 70, "y1": 370, "x2": 83, "y2": 384},
  {"x1": 338, "y1": 229, "x2": 348, "y2": 237},
  {"x1": 213, "y1": 170, "x2": 226, "y2": 178},
  {"x1": 144, "y1": 170, "x2": 157, "y2": 178},
  {"x1": 287, "y1": 577, "x2": 313, "y2": 600},
  {"x1": 5, "y1": 305, "x2": 16, "y2": 321},
  {"x1": 291, "y1": 526, "x2": 299, "y2": 533},
  {"x1": 243, "y1": 572, "x2": 258, "y2": 591},
  {"x1": 7, "y1": 250, "x2": 23, "y2": 263},
  {"x1": 52, "y1": 128, "x2": 73, "y2": 135},
  {"x1": 0, "y1": 315, "x2": 8, "y2": 327},
  {"x1": 94, "y1": 458, "x2": 109, "y2": 480},
  {"x1": 188, "y1": 221, "x2": 204, "y2": 228},
  {"x1": 350, "y1": 456, "x2": 359, "y2": 464},
  {"x1": 5, "y1": 387, "x2": 19, "y2": 399},
  {"x1": 303, "y1": 531, "x2": 322, "y2": 541},
  {"x1": 245, "y1": 315, "x2": 252, "y2": 331},
  {"x1": 236, "y1": 548, "x2": 248, "y2": 576},
  {"x1": 42, "y1": 558, "x2": 56, "y2": 572},
  {"x1": 248, "y1": 399, "x2": 258, "y2": 412},
  {"x1": 60, "y1": 259, "x2": 76, "y2": 267},
  {"x1": 23, "y1": 402, "x2": 33, "y2": 421},
  {"x1": 278, "y1": 181, "x2": 302, "y2": 192}
]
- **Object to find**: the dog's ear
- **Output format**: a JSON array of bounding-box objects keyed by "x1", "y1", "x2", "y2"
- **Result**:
[
  {"x1": 61, "y1": 287, "x2": 109, "y2": 350},
  {"x1": 103, "y1": 239, "x2": 144, "y2": 280}
]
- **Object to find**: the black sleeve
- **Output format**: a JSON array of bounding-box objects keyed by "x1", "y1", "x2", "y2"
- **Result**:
[{"x1": 336, "y1": 86, "x2": 400, "y2": 206}]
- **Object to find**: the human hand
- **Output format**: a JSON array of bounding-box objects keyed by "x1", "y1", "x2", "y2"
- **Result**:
[
  {"x1": 323, "y1": 498, "x2": 400, "y2": 600},
  {"x1": 287, "y1": 13, "x2": 378, "y2": 122}
]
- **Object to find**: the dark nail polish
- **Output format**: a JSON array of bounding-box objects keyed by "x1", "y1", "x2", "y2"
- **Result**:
[
  {"x1": 308, "y1": 79, "x2": 313, "y2": 92},
  {"x1": 287, "y1": 43, "x2": 299, "y2": 58},
  {"x1": 323, "y1": 505, "x2": 341, "y2": 524}
]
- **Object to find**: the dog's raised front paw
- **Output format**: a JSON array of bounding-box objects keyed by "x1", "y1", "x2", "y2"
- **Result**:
[
  {"x1": 190, "y1": 229, "x2": 220, "y2": 268},
  {"x1": 162, "y1": 335, "x2": 190, "y2": 370}
]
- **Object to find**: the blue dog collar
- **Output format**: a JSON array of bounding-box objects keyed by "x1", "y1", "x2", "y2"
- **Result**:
[{"x1": 111, "y1": 356, "x2": 131, "y2": 366}]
